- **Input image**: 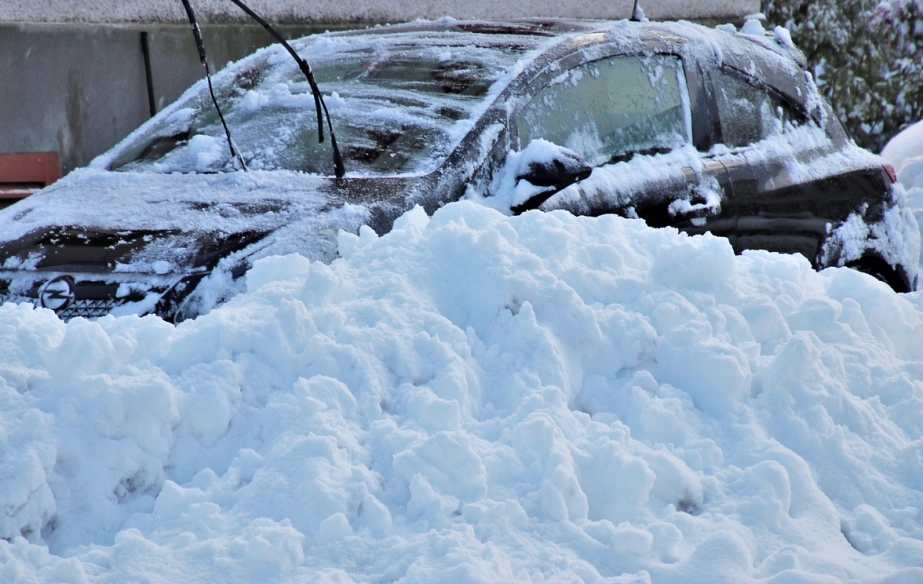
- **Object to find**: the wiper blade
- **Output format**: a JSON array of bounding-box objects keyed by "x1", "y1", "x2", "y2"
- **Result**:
[
  {"x1": 607, "y1": 146, "x2": 671, "y2": 165},
  {"x1": 180, "y1": 0, "x2": 248, "y2": 171},
  {"x1": 226, "y1": 0, "x2": 346, "y2": 179}
]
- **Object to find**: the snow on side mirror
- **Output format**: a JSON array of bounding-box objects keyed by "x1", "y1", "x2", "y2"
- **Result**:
[
  {"x1": 507, "y1": 140, "x2": 592, "y2": 215},
  {"x1": 512, "y1": 142, "x2": 593, "y2": 214}
]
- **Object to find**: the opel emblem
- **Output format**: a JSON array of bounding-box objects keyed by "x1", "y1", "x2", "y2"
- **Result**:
[{"x1": 39, "y1": 276, "x2": 76, "y2": 311}]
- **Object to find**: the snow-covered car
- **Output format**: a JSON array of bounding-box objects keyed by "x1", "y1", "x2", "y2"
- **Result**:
[{"x1": 0, "y1": 17, "x2": 917, "y2": 322}]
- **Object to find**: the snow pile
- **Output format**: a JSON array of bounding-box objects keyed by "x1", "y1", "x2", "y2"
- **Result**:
[
  {"x1": 884, "y1": 120, "x2": 923, "y2": 271},
  {"x1": 3, "y1": 201, "x2": 923, "y2": 582}
]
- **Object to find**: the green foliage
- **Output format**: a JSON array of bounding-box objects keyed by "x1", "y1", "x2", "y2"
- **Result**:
[{"x1": 762, "y1": 0, "x2": 923, "y2": 151}]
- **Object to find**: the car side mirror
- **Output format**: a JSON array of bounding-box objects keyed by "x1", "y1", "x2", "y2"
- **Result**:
[{"x1": 511, "y1": 143, "x2": 592, "y2": 215}]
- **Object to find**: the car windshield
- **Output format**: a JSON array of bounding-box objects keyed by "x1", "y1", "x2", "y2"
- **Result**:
[{"x1": 108, "y1": 34, "x2": 535, "y2": 177}]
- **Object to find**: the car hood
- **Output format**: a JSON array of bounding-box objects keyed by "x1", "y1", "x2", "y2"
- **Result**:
[
  {"x1": 0, "y1": 225, "x2": 267, "y2": 276},
  {"x1": 0, "y1": 167, "x2": 387, "y2": 277}
]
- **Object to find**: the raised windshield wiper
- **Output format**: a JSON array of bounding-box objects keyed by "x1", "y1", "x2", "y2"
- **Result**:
[
  {"x1": 179, "y1": 0, "x2": 346, "y2": 178},
  {"x1": 226, "y1": 0, "x2": 345, "y2": 178},
  {"x1": 180, "y1": 0, "x2": 247, "y2": 171}
]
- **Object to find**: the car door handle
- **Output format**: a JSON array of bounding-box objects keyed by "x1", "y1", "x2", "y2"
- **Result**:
[{"x1": 669, "y1": 184, "x2": 721, "y2": 227}]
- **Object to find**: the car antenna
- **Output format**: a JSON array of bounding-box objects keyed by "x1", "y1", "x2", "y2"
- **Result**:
[
  {"x1": 630, "y1": 0, "x2": 645, "y2": 22},
  {"x1": 225, "y1": 0, "x2": 346, "y2": 179},
  {"x1": 180, "y1": 0, "x2": 248, "y2": 171}
]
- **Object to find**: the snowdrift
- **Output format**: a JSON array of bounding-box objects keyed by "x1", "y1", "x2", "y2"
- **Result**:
[
  {"x1": 885, "y1": 120, "x2": 923, "y2": 278},
  {"x1": 2, "y1": 202, "x2": 923, "y2": 583}
]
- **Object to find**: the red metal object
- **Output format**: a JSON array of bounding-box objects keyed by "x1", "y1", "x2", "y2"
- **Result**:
[
  {"x1": 883, "y1": 163, "x2": 898, "y2": 185},
  {"x1": 0, "y1": 152, "x2": 61, "y2": 200}
]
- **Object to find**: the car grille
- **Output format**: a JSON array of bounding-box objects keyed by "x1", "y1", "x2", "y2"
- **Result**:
[
  {"x1": 55, "y1": 298, "x2": 119, "y2": 319},
  {"x1": 0, "y1": 293, "x2": 119, "y2": 320}
]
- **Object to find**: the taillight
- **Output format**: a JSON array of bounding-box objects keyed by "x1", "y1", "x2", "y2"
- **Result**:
[{"x1": 884, "y1": 163, "x2": 898, "y2": 184}]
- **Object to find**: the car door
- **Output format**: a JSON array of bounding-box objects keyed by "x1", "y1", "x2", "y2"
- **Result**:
[
  {"x1": 512, "y1": 52, "x2": 736, "y2": 243},
  {"x1": 707, "y1": 66, "x2": 876, "y2": 263}
]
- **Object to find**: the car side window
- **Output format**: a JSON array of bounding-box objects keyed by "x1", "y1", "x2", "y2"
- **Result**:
[
  {"x1": 517, "y1": 55, "x2": 691, "y2": 166},
  {"x1": 713, "y1": 71, "x2": 804, "y2": 148}
]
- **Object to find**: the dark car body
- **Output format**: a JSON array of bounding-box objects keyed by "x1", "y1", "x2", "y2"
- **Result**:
[{"x1": 0, "y1": 18, "x2": 916, "y2": 321}]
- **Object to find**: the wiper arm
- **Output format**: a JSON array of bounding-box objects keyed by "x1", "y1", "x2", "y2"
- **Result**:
[
  {"x1": 607, "y1": 146, "x2": 671, "y2": 165},
  {"x1": 180, "y1": 0, "x2": 248, "y2": 171},
  {"x1": 226, "y1": 0, "x2": 346, "y2": 179}
]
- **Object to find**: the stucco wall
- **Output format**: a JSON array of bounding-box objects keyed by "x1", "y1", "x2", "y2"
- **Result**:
[{"x1": 0, "y1": 0, "x2": 759, "y2": 24}]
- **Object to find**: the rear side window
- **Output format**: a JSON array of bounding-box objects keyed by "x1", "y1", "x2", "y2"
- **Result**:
[
  {"x1": 518, "y1": 55, "x2": 691, "y2": 166},
  {"x1": 713, "y1": 71, "x2": 805, "y2": 148}
]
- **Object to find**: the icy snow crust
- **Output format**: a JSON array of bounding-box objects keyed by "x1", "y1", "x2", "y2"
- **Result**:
[{"x1": 4, "y1": 202, "x2": 923, "y2": 582}]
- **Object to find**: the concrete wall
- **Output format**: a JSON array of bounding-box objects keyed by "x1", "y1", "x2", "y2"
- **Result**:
[
  {"x1": 0, "y1": 23, "x2": 329, "y2": 174},
  {"x1": 0, "y1": 1, "x2": 759, "y2": 24}
]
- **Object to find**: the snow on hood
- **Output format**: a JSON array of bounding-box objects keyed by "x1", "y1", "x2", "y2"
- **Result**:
[
  {"x1": 6, "y1": 167, "x2": 352, "y2": 237},
  {"x1": 0, "y1": 167, "x2": 372, "y2": 276},
  {"x1": 3, "y1": 201, "x2": 923, "y2": 582}
]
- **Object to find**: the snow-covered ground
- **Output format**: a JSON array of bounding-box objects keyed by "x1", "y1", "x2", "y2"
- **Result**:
[{"x1": 3, "y1": 189, "x2": 923, "y2": 581}]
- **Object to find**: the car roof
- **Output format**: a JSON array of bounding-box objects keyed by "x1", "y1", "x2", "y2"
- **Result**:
[
  {"x1": 320, "y1": 17, "x2": 807, "y2": 68},
  {"x1": 328, "y1": 18, "x2": 612, "y2": 38},
  {"x1": 332, "y1": 18, "x2": 810, "y2": 107},
  {"x1": 313, "y1": 18, "x2": 810, "y2": 108}
]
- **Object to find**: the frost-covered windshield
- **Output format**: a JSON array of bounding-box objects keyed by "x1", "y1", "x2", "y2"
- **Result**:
[{"x1": 109, "y1": 35, "x2": 535, "y2": 176}]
